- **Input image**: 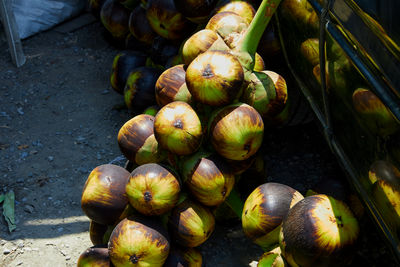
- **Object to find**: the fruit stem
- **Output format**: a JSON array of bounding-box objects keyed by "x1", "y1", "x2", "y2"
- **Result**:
[
  {"x1": 225, "y1": 187, "x2": 244, "y2": 219},
  {"x1": 238, "y1": 0, "x2": 282, "y2": 57}
]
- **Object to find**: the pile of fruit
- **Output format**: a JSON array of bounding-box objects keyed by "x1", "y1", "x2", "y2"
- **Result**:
[{"x1": 77, "y1": 0, "x2": 362, "y2": 266}]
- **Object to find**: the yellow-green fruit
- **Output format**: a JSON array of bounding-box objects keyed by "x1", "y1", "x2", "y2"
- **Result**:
[
  {"x1": 181, "y1": 29, "x2": 230, "y2": 66},
  {"x1": 108, "y1": 215, "x2": 170, "y2": 267},
  {"x1": 81, "y1": 164, "x2": 130, "y2": 225},
  {"x1": 279, "y1": 194, "x2": 360, "y2": 267},
  {"x1": 77, "y1": 246, "x2": 111, "y2": 267},
  {"x1": 352, "y1": 88, "x2": 400, "y2": 137},
  {"x1": 168, "y1": 199, "x2": 215, "y2": 247},
  {"x1": 118, "y1": 114, "x2": 166, "y2": 165},
  {"x1": 154, "y1": 101, "x2": 202, "y2": 155},
  {"x1": 258, "y1": 247, "x2": 286, "y2": 267},
  {"x1": 126, "y1": 163, "x2": 181, "y2": 216},
  {"x1": 242, "y1": 183, "x2": 304, "y2": 250},
  {"x1": 300, "y1": 38, "x2": 319, "y2": 66},
  {"x1": 181, "y1": 151, "x2": 235, "y2": 206},
  {"x1": 208, "y1": 103, "x2": 264, "y2": 161},
  {"x1": 186, "y1": 50, "x2": 245, "y2": 106}
]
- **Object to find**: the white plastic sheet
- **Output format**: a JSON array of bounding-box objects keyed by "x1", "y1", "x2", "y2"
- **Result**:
[{"x1": 12, "y1": 0, "x2": 86, "y2": 39}]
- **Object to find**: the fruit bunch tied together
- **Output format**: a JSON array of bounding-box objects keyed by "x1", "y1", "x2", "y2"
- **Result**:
[{"x1": 78, "y1": 0, "x2": 295, "y2": 266}]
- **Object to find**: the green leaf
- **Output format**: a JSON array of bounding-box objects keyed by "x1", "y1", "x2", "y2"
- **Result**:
[{"x1": 2, "y1": 191, "x2": 16, "y2": 232}]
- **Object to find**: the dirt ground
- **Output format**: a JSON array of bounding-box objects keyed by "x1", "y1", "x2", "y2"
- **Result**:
[{"x1": 0, "y1": 13, "x2": 399, "y2": 267}]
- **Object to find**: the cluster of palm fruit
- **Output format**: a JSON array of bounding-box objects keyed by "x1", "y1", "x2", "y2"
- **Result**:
[{"x1": 77, "y1": 0, "x2": 362, "y2": 266}]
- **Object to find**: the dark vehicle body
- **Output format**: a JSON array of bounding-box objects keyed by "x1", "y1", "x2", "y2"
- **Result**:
[{"x1": 275, "y1": 0, "x2": 400, "y2": 262}]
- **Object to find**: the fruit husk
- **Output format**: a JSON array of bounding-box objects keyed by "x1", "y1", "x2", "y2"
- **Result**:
[
  {"x1": 205, "y1": 11, "x2": 248, "y2": 49},
  {"x1": 154, "y1": 101, "x2": 203, "y2": 155},
  {"x1": 77, "y1": 245, "x2": 112, "y2": 267},
  {"x1": 126, "y1": 163, "x2": 181, "y2": 216},
  {"x1": 100, "y1": 0, "x2": 130, "y2": 39},
  {"x1": 128, "y1": 5, "x2": 157, "y2": 45},
  {"x1": 279, "y1": 194, "x2": 360, "y2": 267},
  {"x1": 89, "y1": 220, "x2": 109, "y2": 246},
  {"x1": 208, "y1": 102, "x2": 264, "y2": 161},
  {"x1": 257, "y1": 246, "x2": 286, "y2": 267},
  {"x1": 173, "y1": 0, "x2": 219, "y2": 24},
  {"x1": 180, "y1": 150, "x2": 235, "y2": 206},
  {"x1": 146, "y1": 0, "x2": 195, "y2": 40},
  {"x1": 168, "y1": 198, "x2": 215, "y2": 247},
  {"x1": 181, "y1": 29, "x2": 230, "y2": 66},
  {"x1": 242, "y1": 182, "x2": 304, "y2": 251},
  {"x1": 118, "y1": 114, "x2": 167, "y2": 165},
  {"x1": 81, "y1": 164, "x2": 130, "y2": 225},
  {"x1": 108, "y1": 214, "x2": 170, "y2": 267},
  {"x1": 155, "y1": 64, "x2": 192, "y2": 106},
  {"x1": 185, "y1": 50, "x2": 245, "y2": 106},
  {"x1": 164, "y1": 246, "x2": 203, "y2": 267},
  {"x1": 215, "y1": 1, "x2": 256, "y2": 25},
  {"x1": 110, "y1": 51, "x2": 147, "y2": 94},
  {"x1": 124, "y1": 66, "x2": 162, "y2": 114}
]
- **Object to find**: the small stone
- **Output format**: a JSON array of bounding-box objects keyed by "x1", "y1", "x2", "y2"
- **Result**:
[
  {"x1": 57, "y1": 227, "x2": 64, "y2": 232},
  {"x1": 23, "y1": 205, "x2": 34, "y2": 213},
  {"x1": 16, "y1": 261, "x2": 23, "y2": 266},
  {"x1": 3, "y1": 248, "x2": 11, "y2": 254},
  {"x1": 17, "y1": 107, "x2": 24, "y2": 115},
  {"x1": 48, "y1": 156, "x2": 54, "y2": 162},
  {"x1": 101, "y1": 89, "x2": 110, "y2": 95},
  {"x1": 65, "y1": 255, "x2": 71, "y2": 260}
]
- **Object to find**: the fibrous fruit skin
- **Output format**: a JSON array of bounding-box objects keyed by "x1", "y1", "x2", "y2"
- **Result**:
[
  {"x1": 81, "y1": 164, "x2": 130, "y2": 225},
  {"x1": 185, "y1": 50, "x2": 245, "y2": 107},
  {"x1": 242, "y1": 182, "x2": 304, "y2": 250},
  {"x1": 208, "y1": 103, "x2": 264, "y2": 161},
  {"x1": 125, "y1": 163, "x2": 181, "y2": 216},
  {"x1": 279, "y1": 194, "x2": 360, "y2": 267},
  {"x1": 168, "y1": 199, "x2": 215, "y2": 247},
  {"x1": 154, "y1": 101, "x2": 203, "y2": 155},
  {"x1": 155, "y1": 64, "x2": 192, "y2": 107},
  {"x1": 77, "y1": 246, "x2": 112, "y2": 267},
  {"x1": 205, "y1": 11, "x2": 248, "y2": 49},
  {"x1": 117, "y1": 114, "x2": 166, "y2": 165},
  {"x1": 181, "y1": 151, "x2": 235, "y2": 206},
  {"x1": 108, "y1": 215, "x2": 170, "y2": 267}
]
